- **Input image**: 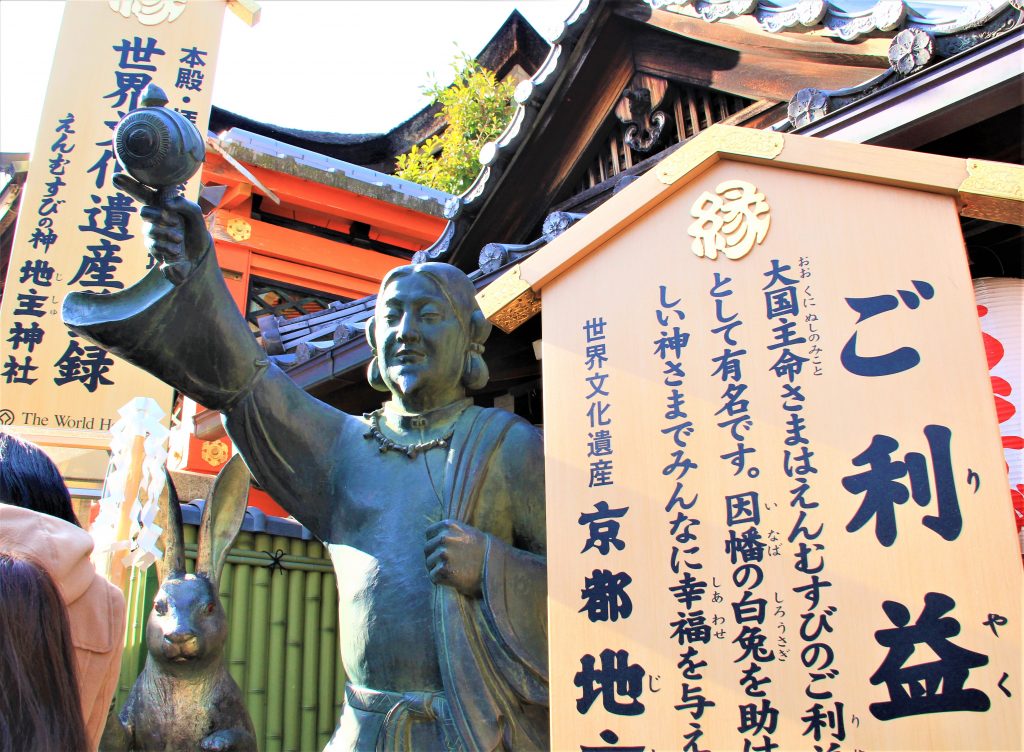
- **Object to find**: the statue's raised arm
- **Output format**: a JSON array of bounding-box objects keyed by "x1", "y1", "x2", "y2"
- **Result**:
[{"x1": 62, "y1": 88, "x2": 352, "y2": 539}]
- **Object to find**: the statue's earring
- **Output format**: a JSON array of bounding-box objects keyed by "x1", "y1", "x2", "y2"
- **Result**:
[
  {"x1": 365, "y1": 318, "x2": 389, "y2": 391},
  {"x1": 462, "y1": 311, "x2": 492, "y2": 390},
  {"x1": 462, "y1": 343, "x2": 489, "y2": 391},
  {"x1": 367, "y1": 357, "x2": 389, "y2": 392},
  {"x1": 365, "y1": 317, "x2": 377, "y2": 348}
]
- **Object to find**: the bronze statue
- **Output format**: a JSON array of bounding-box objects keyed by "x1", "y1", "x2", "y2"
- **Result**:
[
  {"x1": 65, "y1": 101, "x2": 547, "y2": 750},
  {"x1": 103, "y1": 456, "x2": 257, "y2": 751}
]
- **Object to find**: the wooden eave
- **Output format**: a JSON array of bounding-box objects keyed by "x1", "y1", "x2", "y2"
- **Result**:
[
  {"x1": 478, "y1": 125, "x2": 1024, "y2": 333},
  {"x1": 629, "y1": 0, "x2": 1019, "y2": 44},
  {"x1": 630, "y1": 23, "x2": 886, "y2": 101},
  {"x1": 793, "y1": 25, "x2": 1024, "y2": 150},
  {"x1": 617, "y1": 2, "x2": 893, "y2": 66},
  {"x1": 0, "y1": 168, "x2": 28, "y2": 299},
  {"x1": 286, "y1": 335, "x2": 373, "y2": 397},
  {"x1": 0, "y1": 171, "x2": 26, "y2": 236},
  {"x1": 202, "y1": 152, "x2": 446, "y2": 249},
  {"x1": 444, "y1": 5, "x2": 905, "y2": 268},
  {"x1": 208, "y1": 106, "x2": 393, "y2": 166},
  {"x1": 210, "y1": 138, "x2": 450, "y2": 220}
]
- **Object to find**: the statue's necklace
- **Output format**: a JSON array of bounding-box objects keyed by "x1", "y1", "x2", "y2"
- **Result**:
[
  {"x1": 363, "y1": 412, "x2": 453, "y2": 458},
  {"x1": 362, "y1": 399, "x2": 471, "y2": 459}
]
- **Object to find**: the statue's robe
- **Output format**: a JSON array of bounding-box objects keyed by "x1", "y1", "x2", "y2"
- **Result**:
[{"x1": 64, "y1": 249, "x2": 548, "y2": 751}]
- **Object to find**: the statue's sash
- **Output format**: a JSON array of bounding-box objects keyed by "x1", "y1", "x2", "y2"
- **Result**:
[{"x1": 434, "y1": 407, "x2": 548, "y2": 751}]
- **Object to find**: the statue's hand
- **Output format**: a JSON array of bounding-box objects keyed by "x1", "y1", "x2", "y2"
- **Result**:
[
  {"x1": 200, "y1": 728, "x2": 255, "y2": 752},
  {"x1": 425, "y1": 519, "x2": 487, "y2": 598},
  {"x1": 113, "y1": 173, "x2": 210, "y2": 285}
]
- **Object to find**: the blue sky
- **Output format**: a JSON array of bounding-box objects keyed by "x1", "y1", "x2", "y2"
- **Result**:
[{"x1": 0, "y1": 0, "x2": 580, "y2": 153}]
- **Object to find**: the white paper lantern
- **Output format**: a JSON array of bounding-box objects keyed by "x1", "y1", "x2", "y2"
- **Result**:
[{"x1": 973, "y1": 277, "x2": 1023, "y2": 532}]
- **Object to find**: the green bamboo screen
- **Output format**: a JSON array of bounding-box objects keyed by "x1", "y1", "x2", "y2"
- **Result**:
[{"x1": 115, "y1": 525, "x2": 343, "y2": 752}]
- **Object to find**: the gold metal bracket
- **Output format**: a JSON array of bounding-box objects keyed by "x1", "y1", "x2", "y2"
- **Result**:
[
  {"x1": 477, "y1": 265, "x2": 542, "y2": 334},
  {"x1": 227, "y1": 0, "x2": 261, "y2": 26},
  {"x1": 656, "y1": 125, "x2": 784, "y2": 185},
  {"x1": 959, "y1": 159, "x2": 1024, "y2": 226}
]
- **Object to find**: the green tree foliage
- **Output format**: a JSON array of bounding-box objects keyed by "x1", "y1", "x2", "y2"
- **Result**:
[{"x1": 395, "y1": 54, "x2": 516, "y2": 195}]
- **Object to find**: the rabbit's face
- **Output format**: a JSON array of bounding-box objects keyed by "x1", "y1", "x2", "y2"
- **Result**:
[{"x1": 147, "y1": 574, "x2": 227, "y2": 666}]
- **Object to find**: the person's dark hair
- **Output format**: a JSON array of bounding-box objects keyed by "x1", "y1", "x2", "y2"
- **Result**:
[
  {"x1": 0, "y1": 432, "x2": 80, "y2": 526},
  {"x1": 0, "y1": 552, "x2": 89, "y2": 752}
]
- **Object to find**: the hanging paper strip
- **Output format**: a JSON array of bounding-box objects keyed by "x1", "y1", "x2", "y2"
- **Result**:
[{"x1": 92, "y1": 396, "x2": 170, "y2": 569}]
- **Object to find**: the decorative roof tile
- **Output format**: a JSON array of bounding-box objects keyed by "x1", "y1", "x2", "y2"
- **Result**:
[{"x1": 648, "y1": 1, "x2": 1014, "y2": 40}]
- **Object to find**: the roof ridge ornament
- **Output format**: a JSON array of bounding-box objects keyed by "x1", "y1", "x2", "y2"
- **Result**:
[{"x1": 888, "y1": 28, "x2": 935, "y2": 75}]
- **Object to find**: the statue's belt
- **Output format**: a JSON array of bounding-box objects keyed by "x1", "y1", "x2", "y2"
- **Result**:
[
  {"x1": 345, "y1": 683, "x2": 441, "y2": 718},
  {"x1": 345, "y1": 683, "x2": 460, "y2": 752}
]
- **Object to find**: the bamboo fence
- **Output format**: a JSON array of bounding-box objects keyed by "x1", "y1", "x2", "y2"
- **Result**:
[{"x1": 114, "y1": 523, "x2": 342, "y2": 752}]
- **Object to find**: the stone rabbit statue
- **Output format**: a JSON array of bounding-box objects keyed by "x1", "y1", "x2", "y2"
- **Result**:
[{"x1": 102, "y1": 455, "x2": 258, "y2": 751}]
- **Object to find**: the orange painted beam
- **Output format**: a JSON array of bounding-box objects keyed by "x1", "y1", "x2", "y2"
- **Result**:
[
  {"x1": 249, "y1": 253, "x2": 384, "y2": 299},
  {"x1": 368, "y1": 226, "x2": 434, "y2": 252},
  {"x1": 260, "y1": 202, "x2": 433, "y2": 252},
  {"x1": 202, "y1": 153, "x2": 446, "y2": 243},
  {"x1": 221, "y1": 182, "x2": 253, "y2": 211},
  {"x1": 248, "y1": 487, "x2": 288, "y2": 518},
  {"x1": 213, "y1": 241, "x2": 250, "y2": 275},
  {"x1": 261, "y1": 203, "x2": 354, "y2": 237},
  {"x1": 211, "y1": 210, "x2": 403, "y2": 283}
]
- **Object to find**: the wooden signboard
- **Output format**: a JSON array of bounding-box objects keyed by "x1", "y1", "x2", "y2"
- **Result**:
[
  {"x1": 480, "y1": 128, "x2": 1022, "y2": 751},
  {"x1": 0, "y1": 0, "x2": 227, "y2": 434}
]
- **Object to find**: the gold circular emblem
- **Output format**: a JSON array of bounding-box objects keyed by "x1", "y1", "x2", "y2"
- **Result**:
[
  {"x1": 201, "y1": 439, "x2": 230, "y2": 467},
  {"x1": 226, "y1": 217, "x2": 252, "y2": 242}
]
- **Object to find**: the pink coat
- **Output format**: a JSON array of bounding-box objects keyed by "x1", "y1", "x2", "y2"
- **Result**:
[{"x1": 0, "y1": 503, "x2": 126, "y2": 751}]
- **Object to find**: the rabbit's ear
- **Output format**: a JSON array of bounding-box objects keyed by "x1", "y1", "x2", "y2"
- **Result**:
[
  {"x1": 196, "y1": 455, "x2": 251, "y2": 583},
  {"x1": 155, "y1": 469, "x2": 186, "y2": 581}
]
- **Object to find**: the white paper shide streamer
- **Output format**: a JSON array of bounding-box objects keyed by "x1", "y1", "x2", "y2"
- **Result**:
[{"x1": 91, "y1": 397, "x2": 170, "y2": 570}]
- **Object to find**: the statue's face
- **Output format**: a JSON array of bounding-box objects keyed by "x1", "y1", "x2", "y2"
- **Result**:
[{"x1": 376, "y1": 273, "x2": 467, "y2": 407}]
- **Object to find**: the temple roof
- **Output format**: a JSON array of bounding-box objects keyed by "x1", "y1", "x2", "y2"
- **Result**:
[
  {"x1": 201, "y1": 0, "x2": 1021, "y2": 415},
  {"x1": 412, "y1": 0, "x2": 1019, "y2": 263},
  {"x1": 208, "y1": 2, "x2": 1021, "y2": 271},
  {"x1": 208, "y1": 10, "x2": 552, "y2": 175},
  {"x1": 213, "y1": 128, "x2": 452, "y2": 215}
]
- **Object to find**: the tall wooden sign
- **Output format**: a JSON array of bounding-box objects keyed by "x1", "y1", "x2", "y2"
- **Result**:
[
  {"x1": 480, "y1": 128, "x2": 1023, "y2": 751},
  {"x1": 0, "y1": 0, "x2": 227, "y2": 433}
]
